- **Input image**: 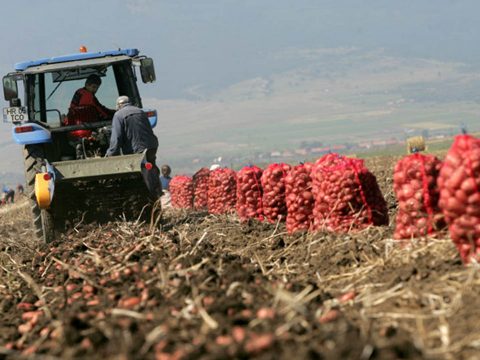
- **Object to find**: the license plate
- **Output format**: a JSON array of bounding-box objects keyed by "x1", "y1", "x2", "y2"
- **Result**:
[{"x1": 3, "y1": 106, "x2": 28, "y2": 123}]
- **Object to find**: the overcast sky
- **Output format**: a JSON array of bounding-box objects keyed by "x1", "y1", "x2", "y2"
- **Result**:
[{"x1": 1, "y1": 0, "x2": 480, "y2": 100}]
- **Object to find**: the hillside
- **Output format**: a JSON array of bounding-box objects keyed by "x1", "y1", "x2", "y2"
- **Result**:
[
  {"x1": 147, "y1": 48, "x2": 480, "y2": 173},
  {"x1": 1, "y1": 48, "x2": 479, "y2": 180}
]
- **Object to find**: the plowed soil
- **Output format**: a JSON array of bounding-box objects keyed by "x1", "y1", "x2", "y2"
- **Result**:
[{"x1": 1, "y1": 156, "x2": 480, "y2": 360}]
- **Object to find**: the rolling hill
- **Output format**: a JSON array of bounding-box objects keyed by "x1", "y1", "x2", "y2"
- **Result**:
[{"x1": 1, "y1": 47, "x2": 479, "y2": 181}]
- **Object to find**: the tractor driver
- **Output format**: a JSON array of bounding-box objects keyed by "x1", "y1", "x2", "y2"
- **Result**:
[{"x1": 64, "y1": 74, "x2": 115, "y2": 138}]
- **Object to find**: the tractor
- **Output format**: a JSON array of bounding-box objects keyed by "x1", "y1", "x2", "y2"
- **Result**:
[{"x1": 2, "y1": 47, "x2": 159, "y2": 242}]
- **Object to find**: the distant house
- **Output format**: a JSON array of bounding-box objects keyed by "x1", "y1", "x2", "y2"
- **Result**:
[
  {"x1": 310, "y1": 147, "x2": 331, "y2": 154},
  {"x1": 270, "y1": 151, "x2": 282, "y2": 157},
  {"x1": 331, "y1": 144, "x2": 347, "y2": 151},
  {"x1": 294, "y1": 148, "x2": 308, "y2": 156},
  {"x1": 372, "y1": 140, "x2": 388, "y2": 146},
  {"x1": 358, "y1": 142, "x2": 371, "y2": 149},
  {"x1": 384, "y1": 139, "x2": 399, "y2": 146}
]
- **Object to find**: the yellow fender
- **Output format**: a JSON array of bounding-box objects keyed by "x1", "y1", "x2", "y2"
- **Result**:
[{"x1": 35, "y1": 173, "x2": 53, "y2": 209}]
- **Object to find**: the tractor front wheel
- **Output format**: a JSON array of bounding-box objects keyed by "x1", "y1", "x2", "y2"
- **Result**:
[{"x1": 23, "y1": 145, "x2": 55, "y2": 243}]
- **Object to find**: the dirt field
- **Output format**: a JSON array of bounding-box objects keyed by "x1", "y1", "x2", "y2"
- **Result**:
[{"x1": 1, "y1": 157, "x2": 480, "y2": 359}]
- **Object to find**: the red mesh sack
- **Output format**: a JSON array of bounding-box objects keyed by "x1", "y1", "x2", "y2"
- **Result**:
[
  {"x1": 285, "y1": 163, "x2": 314, "y2": 234},
  {"x1": 312, "y1": 153, "x2": 388, "y2": 232},
  {"x1": 393, "y1": 153, "x2": 444, "y2": 240},
  {"x1": 236, "y1": 165, "x2": 263, "y2": 222},
  {"x1": 261, "y1": 163, "x2": 291, "y2": 223},
  {"x1": 193, "y1": 167, "x2": 210, "y2": 209},
  {"x1": 438, "y1": 134, "x2": 480, "y2": 263},
  {"x1": 208, "y1": 168, "x2": 237, "y2": 214},
  {"x1": 170, "y1": 176, "x2": 194, "y2": 209}
]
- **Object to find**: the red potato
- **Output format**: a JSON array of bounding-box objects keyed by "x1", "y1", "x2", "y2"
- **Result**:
[
  {"x1": 216, "y1": 335, "x2": 233, "y2": 346},
  {"x1": 256, "y1": 307, "x2": 275, "y2": 319},
  {"x1": 87, "y1": 299, "x2": 100, "y2": 306},
  {"x1": 119, "y1": 296, "x2": 141, "y2": 309},
  {"x1": 318, "y1": 309, "x2": 340, "y2": 323},
  {"x1": 338, "y1": 291, "x2": 357, "y2": 303},
  {"x1": 65, "y1": 284, "x2": 77, "y2": 292},
  {"x1": 438, "y1": 134, "x2": 480, "y2": 263},
  {"x1": 245, "y1": 333, "x2": 274, "y2": 354},
  {"x1": 170, "y1": 176, "x2": 194, "y2": 209},
  {"x1": 16, "y1": 302, "x2": 34, "y2": 311},
  {"x1": 232, "y1": 326, "x2": 246, "y2": 343},
  {"x1": 461, "y1": 178, "x2": 477, "y2": 194},
  {"x1": 18, "y1": 322, "x2": 33, "y2": 334}
]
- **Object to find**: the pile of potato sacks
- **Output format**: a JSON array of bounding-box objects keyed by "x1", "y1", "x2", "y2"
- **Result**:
[
  {"x1": 392, "y1": 134, "x2": 480, "y2": 263},
  {"x1": 169, "y1": 153, "x2": 389, "y2": 236},
  {"x1": 437, "y1": 135, "x2": 480, "y2": 263},
  {"x1": 168, "y1": 135, "x2": 480, "y2": 264}
]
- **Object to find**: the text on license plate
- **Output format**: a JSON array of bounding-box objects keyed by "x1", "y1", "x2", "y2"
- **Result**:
[{"x1": 3, "y1": 107, "x2": 28, "y2": 123}]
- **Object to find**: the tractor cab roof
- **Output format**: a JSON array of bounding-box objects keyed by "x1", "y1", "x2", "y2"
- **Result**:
[{"x1": 15, "y1": 48, "x2": 140, "y2": 72}]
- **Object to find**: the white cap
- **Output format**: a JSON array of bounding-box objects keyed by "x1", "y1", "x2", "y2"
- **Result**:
[
  {"x1": 209, "y1": 164, "x2": 220, "y2": 171},
  {"x1": 116, "y1": 95, "x2": 130, "y2": 110}
]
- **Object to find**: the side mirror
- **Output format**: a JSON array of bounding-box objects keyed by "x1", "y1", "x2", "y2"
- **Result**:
[
  {"x1": 140, "y1": 58, "x2": 156, "y2": 83},
  {"x1": 3, "y1": 75, "x2": 18, "y2": 101}
]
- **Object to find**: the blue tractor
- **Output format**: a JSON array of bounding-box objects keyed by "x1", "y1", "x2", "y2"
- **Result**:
[{"x1": 2, "y1": 48, "x2": 159, "y2": 242}]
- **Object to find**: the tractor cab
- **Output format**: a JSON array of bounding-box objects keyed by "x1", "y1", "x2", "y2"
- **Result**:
[{"x1": 2, "y1": 48, "x2": 157, "y2": 159}]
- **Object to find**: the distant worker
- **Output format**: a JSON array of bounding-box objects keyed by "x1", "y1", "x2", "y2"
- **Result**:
[
  {"x1": 160, "y1": 165, "x2": 172, "y2": 208},
  {"x1": 16, "y1": 183, "x2": 24, "y2": 195},
  {"x1": 160, "y1": 165, "x2": 172, "y2": 191},
  {"x1": 16, "y1": 184, "x2": 24, "y2": 201},
  {"x1": 2, "y1": 185, "x2": 15, "y2": 204},
  {"x1": 64, "y1": 74, "x2": 115, "y2": 138},
  {"x1": 106, "y1": 96, "x2": 162, "y2": 199}
]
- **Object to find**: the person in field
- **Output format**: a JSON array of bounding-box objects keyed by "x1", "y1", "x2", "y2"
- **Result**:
[
  {"x1": 160, "y1": 165, "x2": 172, "y2": 208},
  {"x1": 106, "y1": 96, "x2": 162, "y2": 199},
  {"x1": 69, "y1": 74, "x2": 115, "y2": 120},
  {"x1": 2, "y1": 185, "x2": 15, "y2": 204},
  {"x1": 65, "y1": 74, "x2": 115, "y2": 139},
  {"x1": 160, "y1": 165, "x2": 172, "y2": 191},
  {"x1": 16, "y1": 184, "x2": 24, "y2": 196}
]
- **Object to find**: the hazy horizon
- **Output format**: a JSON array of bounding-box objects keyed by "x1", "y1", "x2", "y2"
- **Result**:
[{"x1": 1, "y1": 1, "x2": 480, "y2": 182}]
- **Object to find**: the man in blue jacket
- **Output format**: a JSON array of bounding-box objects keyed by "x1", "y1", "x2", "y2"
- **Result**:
[
  {"x1": 106, "y1": 96, "x2": 162, "y2": 199},
  {"x1": 159, "y1": 164, "x2": 172, "y2": 208},
  {"x1": 2, "y1": 185, "x2": 15, "y2": 204}
]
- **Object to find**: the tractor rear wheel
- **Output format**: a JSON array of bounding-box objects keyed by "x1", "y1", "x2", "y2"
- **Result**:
[{"x1": 23, "y1": 145, "x2": 55, "y2": 243}]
